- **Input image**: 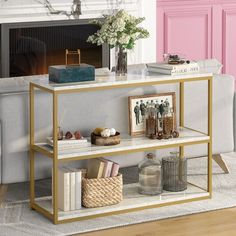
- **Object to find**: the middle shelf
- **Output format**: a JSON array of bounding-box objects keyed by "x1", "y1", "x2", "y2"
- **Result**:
[{"x1": 32, "y1": 127, "x2": 210, "y2": 162}]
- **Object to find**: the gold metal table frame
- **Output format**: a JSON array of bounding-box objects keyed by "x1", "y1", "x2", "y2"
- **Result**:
[{"x1": 29, "y1": 75, "x2": 212, "y2": 224}]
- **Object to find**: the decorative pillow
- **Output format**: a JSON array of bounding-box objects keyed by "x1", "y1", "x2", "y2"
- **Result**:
[{"x1": 197, "y1": 59, "x2": 223, "y2": 74}]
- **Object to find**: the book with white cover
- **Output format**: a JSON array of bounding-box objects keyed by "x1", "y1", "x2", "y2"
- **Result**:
[
  {"x1": 70, "y1": 171, "x2": 76, "y2": 211},
  {"x1": 75, "y1": 170, "x2": 82, "y2": 209},
  {"x1": 58, "y1": 167, "x2": 70, "y2": 211},
  {"x1": 147, "y1": 62, "x2": 200, "y2": 75},
  {"x1": 68, "y1": 168, "x2": 82, "y2": 210},
  {"x1": 52, "y1": 143, "x2": 90, "y2": 151},
  {"x1": 47, "y1": 137, "x2": 88, "y2": 146}
]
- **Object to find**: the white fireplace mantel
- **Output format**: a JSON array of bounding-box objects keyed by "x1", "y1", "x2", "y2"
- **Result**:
[{"x1": 0, "y1": 0, "x2": 156, "y2": 65}]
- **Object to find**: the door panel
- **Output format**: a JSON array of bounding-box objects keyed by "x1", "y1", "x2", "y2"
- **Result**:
[{"x1": 163, "y1": 7, "x2": 212, "y2": 60}]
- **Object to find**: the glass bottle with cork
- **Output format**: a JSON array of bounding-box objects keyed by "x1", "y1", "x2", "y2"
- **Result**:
[{"x1": 138, "y1": 153, "x2": 163, "y2": 195}]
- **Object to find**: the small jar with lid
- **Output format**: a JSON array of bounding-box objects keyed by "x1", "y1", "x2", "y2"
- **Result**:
[
  {"x1": 138, "y1": 153, "x2": 163, "y2": 195},
  {"x1": 145, "y1": 103, "x2": 158, "y2": 137},
  {"x1": 162, "y1": 109, "x2": 175, "y2": 138}
]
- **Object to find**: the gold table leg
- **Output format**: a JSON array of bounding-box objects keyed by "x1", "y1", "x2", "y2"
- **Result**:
[
  {"x1": 179, "y1": 82, "x2": 184, "y2": 157},
  {"x1": 52, "y1": 92, "x2": 59, "y2": 224}
]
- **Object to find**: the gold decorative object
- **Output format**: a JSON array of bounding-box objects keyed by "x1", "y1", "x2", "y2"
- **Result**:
[{"x1": 65, "y1": 49, "x2": 81, "y2": 66}]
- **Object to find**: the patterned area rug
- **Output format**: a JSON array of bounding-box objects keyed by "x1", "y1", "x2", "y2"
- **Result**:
[{"x1": 0, "y1": 153, "x2": 235, "y2": 236}]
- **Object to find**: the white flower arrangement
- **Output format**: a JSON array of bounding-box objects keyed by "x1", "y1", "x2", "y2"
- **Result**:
[{"x1": 87, "y1": 10, "x2": 149, "y2": 50}]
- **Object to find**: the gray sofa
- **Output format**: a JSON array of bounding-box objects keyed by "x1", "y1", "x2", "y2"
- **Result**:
[{"x1": 0, "y1": 72, "x2": 234, "y2": 184}]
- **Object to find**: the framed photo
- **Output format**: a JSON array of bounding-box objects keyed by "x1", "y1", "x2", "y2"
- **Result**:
[{"x1": 128, "y1": 92, "x2": 176, "y2": 136}]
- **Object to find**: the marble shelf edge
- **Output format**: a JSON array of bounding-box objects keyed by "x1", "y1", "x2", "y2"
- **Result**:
[
  {"x1": 33, "y1": 127, "x2": 210, "y2": 161},
  {"x1": 35, "y1": 183, "x2": 209, "y2": 221},
  {"x1": 29, "y1": 72, "x2": 213, "y2": 92}
]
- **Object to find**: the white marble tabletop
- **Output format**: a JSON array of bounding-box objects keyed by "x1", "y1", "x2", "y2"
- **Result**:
[
  {"x1": 0, "y1": 65, "x2": 213, "y2": 94},
  {"x1": 30, "y1": 69, "x2": 212, "y2": 92}
]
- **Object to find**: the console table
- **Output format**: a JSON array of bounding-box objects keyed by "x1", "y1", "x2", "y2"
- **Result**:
[{"x1": 29, "y1": 72, "x2": 212, "y2": 224}]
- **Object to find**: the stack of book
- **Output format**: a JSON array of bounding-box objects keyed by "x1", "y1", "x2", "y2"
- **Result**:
[
  {"x1": 147, "y1": 62, "x2": 200, "y2": 76},
  {"x1": 47, "y1": 137, "x2": 89, "y2": 151},
  {"x1": 56, "y1": 167, "x2": 86, "y2": 211},
  {"x1": 87, "y1": 158, "x2": 120, "y2": 179}
]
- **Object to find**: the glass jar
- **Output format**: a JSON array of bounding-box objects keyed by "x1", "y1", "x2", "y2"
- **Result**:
[
  {"x1": 138, "y1": 153, "x2": 163, "y2": 195},
  {"x1": 162, "y1": 151, "x2": 187, "y2": 192},
  {"x1": 145, "y1": 102, "x2": 157, "y2": 137},
  {"x1": 162, "y1": 109, "x2": 175, "y2": 138},
  {"x1": 115, "y1": 46, "x2": 127, "y2": 76}
]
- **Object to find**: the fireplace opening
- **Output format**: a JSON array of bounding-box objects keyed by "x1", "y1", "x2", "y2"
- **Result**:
[{"x1": 8, "y1": 23, "x2": 108, "y2": 77}]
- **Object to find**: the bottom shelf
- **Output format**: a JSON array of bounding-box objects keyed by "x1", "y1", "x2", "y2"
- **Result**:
[{"x1": 35, "y1": 183, "x2": 209, "y2": 221}]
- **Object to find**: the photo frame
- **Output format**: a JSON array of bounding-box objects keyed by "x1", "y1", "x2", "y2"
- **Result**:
[{"x1": 128, "y1": 92, "x2": 176, "y2": 136}]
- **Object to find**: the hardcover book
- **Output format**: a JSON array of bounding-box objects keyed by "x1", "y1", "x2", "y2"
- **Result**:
[
  {"x1": 58, "y1": 167, "x2": 71, "y2": 211},
  {"x1": 70, "y1": 171, "x2": 76, "y2": 211},
  {"x1": 147, "y1": 62, "x2": 200, "y2": 76},
  {"x1": 87, "y1": 159, "x2": 105, "y2": 179},
  {"x1": 111, "y1": 162, "x2": 120, "y2": 177},
  {"x1": 68, "y1": 168, "x2": 82, "y2": 210},
  {"x1": 100, "y1": 158, "x2": 113, "y2": 178}
]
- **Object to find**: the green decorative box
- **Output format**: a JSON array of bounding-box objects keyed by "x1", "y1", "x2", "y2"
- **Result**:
[{"x1": 49, "y1": 64, "x2": 95, "y2": 83}]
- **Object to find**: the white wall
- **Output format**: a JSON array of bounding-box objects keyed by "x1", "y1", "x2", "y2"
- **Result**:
[{"x1": 0, "y1": 0, "x2": 156, "y2": 64}]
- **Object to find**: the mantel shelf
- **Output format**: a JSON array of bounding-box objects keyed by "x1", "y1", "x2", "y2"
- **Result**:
[{"x1": 33, "y1": 127, "x2": 210, "y2": 161}]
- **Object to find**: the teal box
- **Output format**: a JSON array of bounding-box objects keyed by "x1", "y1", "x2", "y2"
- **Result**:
[{"x1": 49, "y1": 64, "x2": 95, "y2": 83}]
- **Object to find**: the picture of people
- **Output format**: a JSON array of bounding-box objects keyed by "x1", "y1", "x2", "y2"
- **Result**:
[{"x1": 128, "y1": 92, "x2": 176, "y2": 136}]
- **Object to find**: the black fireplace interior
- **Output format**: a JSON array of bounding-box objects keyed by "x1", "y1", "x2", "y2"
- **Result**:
[{"x1": 9, "y1": 24, "x2": 104, "y2": 77}]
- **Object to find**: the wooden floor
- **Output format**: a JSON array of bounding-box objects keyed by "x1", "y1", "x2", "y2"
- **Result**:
[{"x1": 78, "y1": 207, "x2": 236, "y2": 236}]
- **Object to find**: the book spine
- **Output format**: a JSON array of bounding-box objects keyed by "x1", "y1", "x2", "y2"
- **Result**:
[
  {"x1": 70, "y1": 172, "x2": 76, "y2": 211},
  {"x1": 56, "y1": 144, "x2": 90, "y2": 151},
  {"x1": 148, "y1": 63, "x2": 200, "y2": 72},
  {"x1": 58, "y1": 169, "x2": 70, "y2": 212},
  {"x1": 102, "y1": 161, "x2": 108, "y2": 178},
  {"x1": 75, "y1": 171, "x2": 82, "y2": 209},
  {"x1": 64, "y1": 172, "x2": 70, "y2": 211},
  {"x1": 47, "y1": 137, "x2": 88, "y2": 145},
  {"x1": 148, "y1": 67, "x2": 171, "y2": 74},
  {"x1": 106, "y1": 162, "x2": 113, "y2": 177},
  {"x1": 97, "y1": 161, "x2": 105, "y2": 178},
  {"x1": 111, "y1": 163, "x2": 119, "y2": 177},
  {"x1": 148, "y1": 65, "x2": 200, "y2": 75},
  {"x1": 100, "y1": 158, "x2": 113, "y2": 178},
  {"x1": 171, "y1": 65, "x2": 200, "y2": 75}
]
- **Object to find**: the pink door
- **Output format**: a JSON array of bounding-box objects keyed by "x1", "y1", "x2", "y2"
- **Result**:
[
  {"x1": 157, "y1": 5, "x2": 212, "y2": 62},
  {"x1": 222, "y1": 7, "x2": 236, "y2": 80}
]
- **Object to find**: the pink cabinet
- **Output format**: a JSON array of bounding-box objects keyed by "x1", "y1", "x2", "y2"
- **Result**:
[{"x1": 157, "y1": 0, "x2": 236, "y2": 84}]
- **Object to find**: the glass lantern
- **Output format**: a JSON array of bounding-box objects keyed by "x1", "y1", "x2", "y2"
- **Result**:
[{"x1": 162, "y1": 151, "x2": 187, "y2": 192}]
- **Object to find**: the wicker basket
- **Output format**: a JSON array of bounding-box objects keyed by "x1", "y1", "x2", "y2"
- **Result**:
[{"x1": 82, "y1": 174, "x2": 123, "y2": 208}]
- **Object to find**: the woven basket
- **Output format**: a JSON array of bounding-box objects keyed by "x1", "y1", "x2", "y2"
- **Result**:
[{"x1": 82, "y1": 174, "x2": 123, "y2": 208}]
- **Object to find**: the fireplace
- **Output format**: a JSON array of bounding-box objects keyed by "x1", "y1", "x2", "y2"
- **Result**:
[{"x1": 0, "y1": 19, "x2": 110, "y2": 78}]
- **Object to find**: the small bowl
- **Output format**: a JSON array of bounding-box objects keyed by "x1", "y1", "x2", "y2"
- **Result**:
[{"x1": 91, "y1": 132, "x2": 121, "y2": 146}]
